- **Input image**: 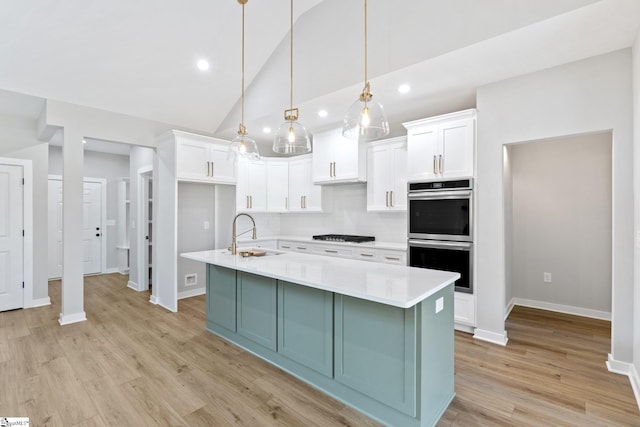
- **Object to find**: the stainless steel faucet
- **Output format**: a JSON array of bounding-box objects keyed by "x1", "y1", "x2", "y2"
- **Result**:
[{"x1": 230, "y1": 213, "x2": 257, "y2": 255}]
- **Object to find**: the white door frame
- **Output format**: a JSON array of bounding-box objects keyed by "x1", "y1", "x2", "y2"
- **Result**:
[
  {"x1": 48, "y1": 175, "x2": 107, "y2": 275},
  {"x1": 0, "y1": 157, "x2": 34, "y2": 308},
  {"x1": 136, "y1": 166, "x2": 153, "y2": 293}
]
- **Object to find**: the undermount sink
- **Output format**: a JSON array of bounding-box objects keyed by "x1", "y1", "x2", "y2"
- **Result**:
[{"x1": 223, "y1": 248, "x2": 285, "y2": 257}]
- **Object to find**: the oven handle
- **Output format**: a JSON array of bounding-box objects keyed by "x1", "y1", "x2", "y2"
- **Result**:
[
  {"x1": 407, "y1": 190, "x2": 472, "y2": 199},
  {"x1": 408, "y1": 239, "x2": 472, "y2": 250}
]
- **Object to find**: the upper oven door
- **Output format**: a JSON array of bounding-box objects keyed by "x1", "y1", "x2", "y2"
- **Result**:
[{"x1": 408, "y1": 190, "x2": 472, "y2": 241}]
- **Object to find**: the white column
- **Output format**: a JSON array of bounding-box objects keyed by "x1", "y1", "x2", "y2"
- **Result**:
[{"x1": 59, "y1": 128, "x2": 87, "y2": 325}]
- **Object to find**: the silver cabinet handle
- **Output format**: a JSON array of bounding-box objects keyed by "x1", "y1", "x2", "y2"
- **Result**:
[
  {"x1": 433, "y1": 155, "x2": 437, "y2": 174},
  {"x1": 324, "y1": 249, "x2": 338, "y2": 254},
  {"x1": 329, "y1": 163, "x2": 332, "y2": 178},
  {"x1": 385, "y1": 191, "x2": 389, "y2": 207},
  {"x1": 250, "y1": 195, "x2": 253, "y2": 209},
  {"x1": 360, "y1": 253, "x2": 374, "y2": 257},
  {"x1": 281, "y1": 245, "x2": 291, "y2": 249},
  {"x1": 296, "y1": 246, "x2": 307, "y2": 250},
  {"x1": 246, "y1": 195, "x2": 250, "y2": 209},
  {"x1": 303, "y1": 195, "x2": 306, "y2": 208},
  {"x1": 211, "y1": 162, "x2": 214, "y2": 177},
  {"x1": 333, "y1": 162, "x2": 336, "y2": 177},
  {"x1": 439, "y1": 154, "x2": 443, "y2": 174},
  {"x1": 385, "y1": 256, "x2": 401, "y2": 261},
  {"x1": 390, "y1": 190, "x2": 393, "y2": 207},
  {"x1": 285, "y1": 196, "x2": 288, "y2": 210}
]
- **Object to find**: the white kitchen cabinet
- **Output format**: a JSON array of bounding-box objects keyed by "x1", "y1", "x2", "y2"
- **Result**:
[
  {"x1": 403, "y1": 109, "x2": 475, "y2": 181},
  {"x1": 312, "y1": 128, "x2": 367, "y2": 184},
  {"x1": 288, "y1": 155, "x2": 325, "y2": 212},
  {"x1": 236, "y1": 159, "x2": 267, "y2": 212},
  {"x1": 367, "y1": 137, "x2": 408, "y2": 211},
  {"x1": 266, "y1": 160, "x2": 289, "y2": 212},
  {"x1": 454, "y1": 292, "x2": 476, "y2": 328},
  {"x1": 175, "y1": 131, "x2": 236, "y2": 184}
]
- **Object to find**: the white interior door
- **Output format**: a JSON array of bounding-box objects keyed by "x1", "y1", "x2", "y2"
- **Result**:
[
  {"x1": 0, "y1": 164, "x2": 24, "y2": 311},
  {"x1": 83, "y1": 182, "x2": 102, "y2": 274},
  {"x1": 48, "y1": 179, "x2": 63, "y2": 279},
  {"x1": 48, "y1": 179, "x2": 102, "y2": 279}
]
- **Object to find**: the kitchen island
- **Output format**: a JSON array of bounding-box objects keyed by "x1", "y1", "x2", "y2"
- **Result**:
[{"x1": 181, "y1": 248, "x2": 459, "y2": 427}]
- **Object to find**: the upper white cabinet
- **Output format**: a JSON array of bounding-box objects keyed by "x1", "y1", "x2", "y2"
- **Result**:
[
  {"x1": 236, "y1": 159, "x2": 267, "y2": 212},
  {"x1": 174, "y1": 131, "x2": 236, "y2": 184},
  {"x1": 266, "y1": 160, "x2": 289, "y2": 213},
  {"x1": 366, "y1": 137, "x2": 408, "y2": 212},
  {"x1": 288, "y1": 155, "x2": 325, "y2": 212},
  {"x1": 403, "y1": 109, "x2": 476, "y2": 181},
  {"x1": 312, "y1": 128, "x2": 367, "y2": 184}
]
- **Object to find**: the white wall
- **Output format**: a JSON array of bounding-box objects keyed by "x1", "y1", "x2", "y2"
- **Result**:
[
  {"x1": 128, "y1": 146, "x2": 154, "y2": 290},
  {"x1": 476, "y1": 50, "x2": 633, "y2": 364},
  {"x1": 49, "y1": 146, "x2": 129, "y2": 272},
  {"x1": 632, "y1": 29, "x2": 640, "y2": 402},
  {"x1": 507, "y1": 133, "x2": 612, "y2": 316},
  {"x1": 177, "y1": 182, "x2": 215, "y2": 297},
  {"x1": 280, "y1": 184, "x2": 406, "y2": 243}
]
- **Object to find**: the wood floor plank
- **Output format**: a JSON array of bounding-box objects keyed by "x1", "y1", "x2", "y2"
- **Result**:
[{"x1": 1, "y1": 275, "x2": 638, "y2": 426}]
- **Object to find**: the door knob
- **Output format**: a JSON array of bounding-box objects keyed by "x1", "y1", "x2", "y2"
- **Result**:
[
  {"x1": 95, "y1": 233, "x2": 101, "y2": 237},
  {"x1": 96, "y1": 227, "x2": 100, "y2": 231}
]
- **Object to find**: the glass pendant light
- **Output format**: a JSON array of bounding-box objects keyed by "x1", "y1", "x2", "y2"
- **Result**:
[
  {"x1": 342, "y1": 0, "x2": 389, "y2": 141},
  {"x1": 228, "y1": 0, "x2": 260, "y2": 161},
  {"x1": 273, "y1": 0, "x2": 311, "y2": 155}
]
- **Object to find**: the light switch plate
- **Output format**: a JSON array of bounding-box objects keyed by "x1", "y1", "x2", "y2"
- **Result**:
[{"x1": 436, "y1": 297, "x2": 444, "y2": 314}]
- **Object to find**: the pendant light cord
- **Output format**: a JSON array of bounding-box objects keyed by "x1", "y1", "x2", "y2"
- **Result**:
[
  {"x1": 364, "y1": 0, "x2": 368, "y2": 86},
  {"x1": 290, "y1": 0, "x2": 294, "y2": 112},
  {"x1": 241, "y1": 1, "x2": 246, "y2": 131}
]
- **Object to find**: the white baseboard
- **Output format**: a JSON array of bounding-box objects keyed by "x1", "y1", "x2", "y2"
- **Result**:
[
  {"x1": 26, "y1": 297, "x2": 51, "y2": 308},
  {"x1": 127, "y1": 280, "x2": 139, "y2": 291},
  {"x1": 178, "y1": 288, "x2": 206, "y2": 300},
  {"x1": 511, "y1": 297, "x2": 611, "y2": 321},
  {"x1": 474, "y1": 328, "x2": 508, "y2": 346},
  {"x1": 149, "y1": 294, "x2": 159, "y2": 305},
  {"x1": 454, "y1": 323, "x2": 475, "y2": 334},
  {"x1": 606, "y1": 354, "x2": 640, "y2": 410},
  {"x1": 58, "y1": 311, "x2": 87, "y2": 325},
  {"x1": 505, "y1": 298, "x2": 516, "y2": 320},
  {"x1": 158, "y1": 301, "x2": 178, "y2": 313},
  {"x1": 104, "y1": 267, "x2": 119, "y2": 274}
]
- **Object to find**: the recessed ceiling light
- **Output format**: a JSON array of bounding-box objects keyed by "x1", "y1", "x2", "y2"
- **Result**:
[
  {"x1": 197, "y1": 59, "x2": 210, "y2": 71},
  {"x1": 263, "y1": 127, "x2": 272, "y2": 134},
  {"x1": 397, "y1": 84, "x2": 411, "y2": 94},
  {"x1": 317, "y1": 110, "x2": 328, "y2": 118}
]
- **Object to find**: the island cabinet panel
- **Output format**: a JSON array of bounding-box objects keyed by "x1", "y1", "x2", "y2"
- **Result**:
[
  {"x1": 206, "y1": 265, "x2": 237, "y2": 332},
  {"x1": 277, "y1": 282, "x2": 333, "y2": 377},
  {"x1": 237, "y1": 272, "x2": 278, "y2": 351},
  {"x1": 334, "y1": 295, "x2": 417, "y2": 417}
]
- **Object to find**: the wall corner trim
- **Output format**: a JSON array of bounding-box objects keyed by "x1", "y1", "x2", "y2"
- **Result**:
[
  {"x1": 473, "y1": 328, "x2": 508, "y2": 346},
  {"x1": 606, "y1": 354, "x2": 640, "y2": 410},
  {"x1": 58, "y1": 311, "x2": 87, "y2": 326}
]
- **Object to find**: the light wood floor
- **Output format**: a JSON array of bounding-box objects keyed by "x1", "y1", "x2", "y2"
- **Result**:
[{"x1": 0, "y1": 274, "x2": 638, "y2": 426}]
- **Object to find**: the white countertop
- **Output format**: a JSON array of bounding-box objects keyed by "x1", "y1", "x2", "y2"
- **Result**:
[
  {"x1": 181, "y1": 248, "x2": 458, "y2": 308},
  {"x1": 238, "y1": 235, "x2": 407, "y2": 251}
]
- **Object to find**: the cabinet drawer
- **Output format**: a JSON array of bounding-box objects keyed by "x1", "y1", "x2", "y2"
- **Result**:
[
  {"x1": 314, "y1": 245, "x2": 353, "y2": 258},
  {"x1": 279, "y1": 240, "x2": 312, "y2": 253},
  {"x1": 354, "y1": 249, "x2": 380, "y2": 262},
  {"x1": 380, "y1": 251, "x2": 406, "y2": 265}
]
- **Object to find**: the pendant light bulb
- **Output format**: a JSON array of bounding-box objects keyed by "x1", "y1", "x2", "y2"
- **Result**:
[
  {"x1": 228, "y1": 0, "x2": 260, "y2": 161},
  {"x1": 342, "y1": 0, "x2": 389, "y2": 141},
  {"x1": 273, "y1": 0, "x2": 311, "y2": 155}
]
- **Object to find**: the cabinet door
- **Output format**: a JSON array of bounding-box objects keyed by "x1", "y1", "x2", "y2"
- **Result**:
[
  {"x1": 208, "y1": 144, "x2": 236, "y2": 183},
  {"x1": 440, "y1": 118, "x2": 474, "y2": 178},
  {"x1": 207, "y1": 265, "x2": 237, "y2": 332},
  {"x1": 389, "y1": 143, "x2": 408, "y2": 211},
  {"x1": 407, "y1": 125, "x2": 439, "y2": 181},
  {"x1": 312, "y1": 129, "x2": 335, "y2": 183},
  {"x1": 332, "y1": 132, "x2": 360, "y2": 181},
  {"x1": 266, "y1": 161, "x2": 289, "y2": 212},
  {"x1": 236, "y1": 159, "x2": 250, "y2": 211},
  {"x1": 288, "y1": 159, "x2": 307, "y2": 211},
  {"x1": 237, "y1": 272, "x2": 277, "y2": 351},
  {"x1": 177, "y1": 140, "x2": 210, "y2": 181},
  {"x1": 277, "y1": 282, "x2": 333, "y2": 377},
  {"x1": 367, "y1": 145, "x2": 391, "y2": 211},
  {"x1": 247, "y1": 161, "x2": 267, "y2": 211}
]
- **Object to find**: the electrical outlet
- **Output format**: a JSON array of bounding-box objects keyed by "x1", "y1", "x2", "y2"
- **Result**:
[
  {"x1": 204, "y1": 221, "x2": 210, "y2": 230},
  {"x1": 543, "y1": 272, "x2": 552, "y2": 283},
  {"x1": 435, "y1": 297, "x2": 444, "y2": 314}
]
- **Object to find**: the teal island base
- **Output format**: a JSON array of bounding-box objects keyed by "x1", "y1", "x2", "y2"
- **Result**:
[{"x1": 206, "y1": 264, "x2": 455, "y2": 427}]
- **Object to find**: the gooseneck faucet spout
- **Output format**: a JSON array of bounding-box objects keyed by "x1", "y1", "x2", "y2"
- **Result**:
[{"x1": 231, "y1": 213, "x2": 257, "y2": 255}]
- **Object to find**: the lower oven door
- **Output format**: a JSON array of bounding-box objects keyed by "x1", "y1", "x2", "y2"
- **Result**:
[{"x1": 408, "y1": 239, "x2": 473, "y2": 293}]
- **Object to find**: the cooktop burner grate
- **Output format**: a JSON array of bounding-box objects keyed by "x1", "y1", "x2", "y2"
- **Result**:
[{"x1": 312, "y1": 234, "x2": 375, "y2": 243}]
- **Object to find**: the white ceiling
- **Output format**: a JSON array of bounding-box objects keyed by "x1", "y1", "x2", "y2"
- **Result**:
[{"x1": 1, "y1": 0, "x2": 639, "y2": 156}]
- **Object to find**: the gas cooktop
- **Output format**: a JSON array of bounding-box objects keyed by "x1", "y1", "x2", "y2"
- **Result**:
[{"x1": 312, "y1": 234, "x2": 375, "y2": 243}]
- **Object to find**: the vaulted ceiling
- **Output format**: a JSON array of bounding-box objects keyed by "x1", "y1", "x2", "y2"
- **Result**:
[{"x1": 1, "y1": 0, "x2": 639, "y2": 154}]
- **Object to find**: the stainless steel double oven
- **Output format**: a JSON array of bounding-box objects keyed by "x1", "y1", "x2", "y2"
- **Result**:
[{"x1": 407, "y1": 178, "x2": 473, "y2": 293}]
